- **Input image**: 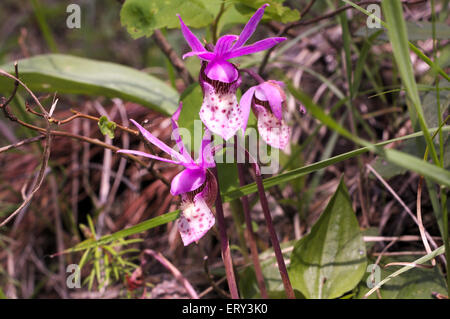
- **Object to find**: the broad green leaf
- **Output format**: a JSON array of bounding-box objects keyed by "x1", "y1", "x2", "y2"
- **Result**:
[
  {"x1": 289, "y1": 178, "x2": 367, "y2": 299},
  {"x1": 0, "y1": 54, "x2": 179, "y2": 115},
  {"x1": 120, "y1": 0, "x2": 221, "y2": 39},
  {"x1": 233, "y1": 0, "x2": 300, "y2": 24},
  {"x1": 356, "y1": 256, "x2": 447, "y2": 299},
  {"x1": 98, "y1": 116, "x2": 117, "y2": 139}
]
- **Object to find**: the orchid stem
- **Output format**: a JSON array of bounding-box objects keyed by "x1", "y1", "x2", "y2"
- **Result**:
[
  {"x1": 211, "y1": 161, "x2": 240, "y2": 299},
  {"x1": 252, "y1": 162, "x2": 295, "y2": 299},
  {"x1": 241, "y1": 68, "x2": 265, "y2": 84},
  {"x1": 235, "y1": 136, "x2": 269, "y2": 298}
]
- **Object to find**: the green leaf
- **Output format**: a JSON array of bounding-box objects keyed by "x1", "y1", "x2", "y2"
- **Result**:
[
  {"x1": 0, "y1": 54, "x2": 179, "y2": 116},
  {"x1": 382, "y1": 0, "x2": 438, "y2": 165},
  {"x1": 233, "y1": 0, "x2": 300, "y2": 24},
  {"x1": 289, "y1": 178, "x2": 367, "y2": 299},
  {"x1": 120, "y1": 0, "x2": 221, "y2": 39},
  {"x1": 287, "y1": 83, "x2": 450, "y2": 187},
  {"x1": 98, "y1": 116, "x2": 117, "y2": 139},
  {"x1": 356, "y1": 256, "x2": 447, "y2": 299}
]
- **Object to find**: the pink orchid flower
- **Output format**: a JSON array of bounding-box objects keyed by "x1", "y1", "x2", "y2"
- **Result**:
[
  {"x1": 117, "y1": 103, "x2": 217, "y2": 246},
  {"x1": 240, "y1": 80, "x2": 291, "y2": 149},
  {"x1": 178, "y1": 4, "x2": 286, "y2": 141}
]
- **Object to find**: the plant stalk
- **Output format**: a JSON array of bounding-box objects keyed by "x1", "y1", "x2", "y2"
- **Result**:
[
  {"x1": 211, "y1": 164, "x2": 240, "y2": 299},
  {"x1": 252, "y1": 163, "x2": 295, "y2": 299},
  {"x1": 235, "y1": 137, "x2": 268, "y2": 298}
]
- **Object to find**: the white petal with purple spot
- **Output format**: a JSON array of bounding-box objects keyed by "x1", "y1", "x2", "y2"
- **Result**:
[
  {"x1": 254, "y1": 104, "x2": 290, "y2": 150},
  {"x1": 199, "y1": 82, "x2": 243, "y2": 141},
  {"x1": 177, "y1": 198, "x2": 215, "y2": 246}
]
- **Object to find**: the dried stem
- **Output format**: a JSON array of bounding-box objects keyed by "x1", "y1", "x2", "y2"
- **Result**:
[
  {"x1": 153, "y1": 29, "x2": 193, "y2": 86},
  {"x1": 0, "y1": 135, "x2": 45, "y2": 154},
  {"x1": 417, "y1": 177, "x2": 436, "y2": 265},
  {"x1": 0, "y1": 66, "x2": 52, "y2": 228},
  {"x1": 143, "y1": 249, "x2": 199, "y2": 299}
]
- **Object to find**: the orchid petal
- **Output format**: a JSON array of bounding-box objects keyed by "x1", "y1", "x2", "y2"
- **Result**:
[
  {"x1": 177, "y1": 14, "x2": 206, "y2": 53},
  {"x1": 199, "y1": 82, "x2": 243, "y2": 141},
  {"x1": 130, "y1": 119, "x2": 185, "y2": 163},
  {"x1": 116, "y1": 149, "x2": 185, "y2": 165},
  {"x1": 170, "y1": 167, "x2": 206, "y2": 196},
  {"x1": 254, "y1": 104, "x2": 290, "y2": 149},
  {"x1": 204, "y1": 59, "x2": 239, "y2": 83},
  {"x1": 199, "y1": 129, "x2": 215, "y2": 169},
  {"x1": 239, "y1": 86, "x2": 256, "y2": 133},
  {"x1": 255, "y1": 82, "x2": 284, "y2": 120},
  {"x1": 171, "y1": 103, "x2": 193, "y2": 162},
  {"x1": 232, "y1": 4, "x2": 269, "y2": 49},
  {"x1": 214, "y1": 35, "x2": 238, "y2": 56},
  {"x1": 177, "y1": 196, "x2": 215, "y2": 246},
  {"x1": 182, "y1": 51, "x2": 215, "y2": 60},
  {"x1": 225, "y1": 37, "x2": 286, "y2": 60}
]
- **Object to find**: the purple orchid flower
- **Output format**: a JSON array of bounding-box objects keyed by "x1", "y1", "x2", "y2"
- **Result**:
[
  {"x1": 240, "y1": 80, "x2": 291, "y2": 149},
  {"x1": 117, "y1": 103, "x2": 217, "y2": 246},
  {"x1": 178, "y1": 4, "x2": 286, "y2": 141}
]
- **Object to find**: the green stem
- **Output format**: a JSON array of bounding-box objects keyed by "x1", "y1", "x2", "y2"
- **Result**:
[{"x1": 30, "y1": 0, "x2": 59, "y2": 53}]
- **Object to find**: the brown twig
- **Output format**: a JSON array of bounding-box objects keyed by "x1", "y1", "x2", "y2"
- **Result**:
[
  {"x1": 0, "y1": 135, "x2": 45, "y2": 154},
  {"x1": 143, "y1": 249, "x2": 199, "y2": 299},
  {"x1": 153, "y1": 29, "x2": 193, "y2": 86},
  {"x1": 0, "y1": 66, "x2": 53, "y2": 228},
  {"x1": 202, "y1": 255, "x2": 231, "y2": 299},
  {"x1": 366, "y1": 164, "x2": 445, "y2": 266}
]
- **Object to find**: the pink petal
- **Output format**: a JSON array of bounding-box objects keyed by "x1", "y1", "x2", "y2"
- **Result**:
[
  {"x1": 225, "y1": 37, "x2": 286, "y2": 60},
  {"x1": 232, "y1": 4, "x2": 269, "y2": 49},
  {"x1": 116, "y1": 149, "x2": 185, "y2": 165},
  {"x1": 177, "y1": 14, "x2": 206, "y2": 53},
  {"x1": 199, "y1": 82, "x2": 243, "y2": 141},
  {"x1": 171, "y1": 103, "x2": 193, "y2": 162},
  {"x1": 214, "y1": 35, "x2": 238, "y2": 56},
  {"x1": 239, "y1": 86, "x2": 256, "y2": 133},
  {"x1": 170, "y1": 167, "x2": 206, "y2": 196},
  {"x1": 178, "y1": 197, "x2": 215, "y2": 246},
  {"x1": 130, "y1": 119, "x2": 185, "y2": 163},
  {"x1": 204, "y1": 59, "x2": 238, "y2": 83},
  {"x1": 199, "y1": 129, "x2": 215, "y2": 169},
  {"x1": 182, "y1": 51, "x2": 215, "y2": 60},
  {"x1": 255, "y1": 82, "x2": 284, "y2": 120},
  {"x1": 254, "y1": 104, "x2": 290, "y2": 150}
]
